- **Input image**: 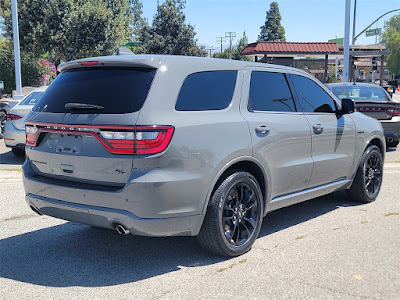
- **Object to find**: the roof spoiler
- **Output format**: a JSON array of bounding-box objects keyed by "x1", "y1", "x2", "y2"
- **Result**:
[{"x1": 116, "y1": 47, "x2": 134, "y2": 56}]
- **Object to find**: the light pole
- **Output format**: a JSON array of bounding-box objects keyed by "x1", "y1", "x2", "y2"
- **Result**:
[
  {"x1": 11, "y1": 0, "x2": 23, "y2": 100},
  {"x1": 343, "y1": 0, "x2": 351, "y2": 82}
]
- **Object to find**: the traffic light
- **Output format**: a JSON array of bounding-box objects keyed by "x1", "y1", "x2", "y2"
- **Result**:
[{"x1": 372, "y1": 57, "x2": 377, "y2": 71}]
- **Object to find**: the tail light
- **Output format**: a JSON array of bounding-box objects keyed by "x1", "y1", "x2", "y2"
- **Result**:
[
  {"x1": 6, "y1": 113, "x2": 22, "y2": 121},
  {"x1": 25, "y1": 123, "x2": 174, "y2": 155},
  {"x1": 387, "y1": 108, "x2": 400, "y2": 117}
]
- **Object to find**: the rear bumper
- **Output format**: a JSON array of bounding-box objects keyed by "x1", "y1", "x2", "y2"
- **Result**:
[
  {"x1": 22, "y1": 158, "x2": 213, "y2": 237},
  {"x1": 3, "y1": 121, "x2": 25, "y2": 147},
  {"x1": 27, "y1": 193, "x2": 204, "y2": 237},
  {"x1": 380, "y1": 120, "x2": 400, "y2": 146}
]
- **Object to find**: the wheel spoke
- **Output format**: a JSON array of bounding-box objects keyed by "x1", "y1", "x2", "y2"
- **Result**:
[
  {"x1": 243, "y1": 216, "x2": 256, "y2": 228},
  {"x1": 242, "y1": 223, "x2": 251, "y2": 237},
  {"x1": 223, "y1": 201, "x2": 234, "y2": 212},
  {"x1": 244, "y1": 200, "x2": 256, "y2": 211}
]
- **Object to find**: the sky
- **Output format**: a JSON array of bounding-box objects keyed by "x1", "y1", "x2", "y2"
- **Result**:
[{"x1": 141, "y1": 0, "x2": 400, "y2": 51}]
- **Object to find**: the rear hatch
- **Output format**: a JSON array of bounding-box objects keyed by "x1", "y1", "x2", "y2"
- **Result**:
[
  {"x1": 355, "y1": 101, "x2": 400, "y2": 121},
  {"x1": 26, "y1": 65, "x2": 157, "y2": 188}
]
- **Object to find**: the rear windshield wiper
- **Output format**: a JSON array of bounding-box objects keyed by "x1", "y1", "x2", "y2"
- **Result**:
[{"x1": 65, "y1": 103, "x2": 104, "y2": 110}]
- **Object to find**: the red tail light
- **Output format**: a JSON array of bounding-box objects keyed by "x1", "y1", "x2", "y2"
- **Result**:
[
  {"x1": 6, "y1": 113, "x2": 22, "y2": 121},
  {"x1": 79, "y1": 61, "x2": 98, "y2": 66},
  {"x1": 388, "y1": 108, "x2": 400, "y2": 117},
  {"x1": 25, "y1": 123, "x2": 174, "y2": 155}
]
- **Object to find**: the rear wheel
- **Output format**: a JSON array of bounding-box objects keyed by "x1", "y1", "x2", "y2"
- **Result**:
[
  {"x1": 197, "y1": 171, "x2": 264, "y2": 257},
  {"x1": 346, "y1": 145, "x2": 383, "y2": 203},
  {"x1": 11, "y1": 147, "x2": 25, "y2": 156}
]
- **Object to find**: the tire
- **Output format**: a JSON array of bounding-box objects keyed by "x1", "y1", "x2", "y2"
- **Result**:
[
  {"x1": 346, "y1": 145, "x2": 383, "y2": 203},
  {"x1": 11, "y1": 147, "x2": 25, "y2": 156},
  {"x1": 197, "y1": 171, "x2": 264, "y2": 257},
  {"x1": 0, "y1": 110, "x2": 6, "y2": 125}
]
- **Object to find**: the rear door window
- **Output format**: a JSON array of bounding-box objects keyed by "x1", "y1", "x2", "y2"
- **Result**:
[
  {"x1": 248, "y1": 71, "x2": 296, "y2": 112},
  {"x1": 20, "y1": 91, "x2": 45, "y2": 106},
  {"x1": 33, "y1": 68, "x2": 156, "y2": 114},
  {"x1": 175, "y1": 71, "x2": 237, "y2": 111},
  {"x1": 291, "y1": 74, "x2": 337, "y2": 113}
]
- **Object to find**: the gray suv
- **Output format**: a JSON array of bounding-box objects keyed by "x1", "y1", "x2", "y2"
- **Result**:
[{"x1": 23, "y1": 55, "x2": 385, "y2": 256}]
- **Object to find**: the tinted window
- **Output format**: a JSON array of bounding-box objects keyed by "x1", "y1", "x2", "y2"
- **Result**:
[
  {"x1": 33, "y1": 68, "x2": 156, "y2": 114},
  {"x1": 20, "y1": 91, "x2": 45, "y2": 106},
  {"x1": 249, "y1": 72, "x2": 296, "y2": 112},
  {"x1": 330, "y1": 85, "x2": 390, "y2": 102},
  {"x1": 291, "y1": 75, "x2": 336, "y2": 113},
  {"x1": 176, "y1": 71, "x2": 237, "y2": 111}
]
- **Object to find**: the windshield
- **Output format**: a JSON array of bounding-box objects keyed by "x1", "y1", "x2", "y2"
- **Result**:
[
  {"x1": 20, "y1": 91, "x2": 45, "y2": 106},
  {"x1": 33, "y1": 67, "x2": 156, "y2": 114},
  {"x1": 330, "y1": 85, "x2": 390, "y2": 102}
]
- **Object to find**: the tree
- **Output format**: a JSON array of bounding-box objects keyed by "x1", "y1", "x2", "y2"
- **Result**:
[
  {"x1": 213, "y1": 31, "x2": 251, "y2": 61},
  {"x1": 0, "y1": 39, "x2": 43, "y2": 94},
  {"x1": 258, "y1": 1, "x2": 286, "y2": 42},
  {"x1": 135, "y1": 0, "x2": 206, "y2": 57},
  {"x1": 0, "y1": 0, "x2": 134, "y2": 66},
  {"x1": 381, "y1": 14, "x2": 400, "y2": 78}
]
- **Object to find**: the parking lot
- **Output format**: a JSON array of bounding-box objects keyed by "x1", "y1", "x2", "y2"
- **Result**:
[{"x1": 0, "y1": 141, "x2": 399, "y2": 299}]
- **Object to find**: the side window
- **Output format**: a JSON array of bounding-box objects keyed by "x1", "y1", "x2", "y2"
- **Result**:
[
  {"x1": 175, "y1": 71, "x2": 237, "y2": 111},
  {"x1": 291, "y1": 75, "x2": 336, "y2": 113},
  {"x1": 248, "y1": 72, "x2": 296, "y2": 112}
]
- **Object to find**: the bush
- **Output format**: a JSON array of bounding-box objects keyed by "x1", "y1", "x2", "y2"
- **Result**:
[{"x1": 0, "y1": 39, "x2": 43, "y2": 94}]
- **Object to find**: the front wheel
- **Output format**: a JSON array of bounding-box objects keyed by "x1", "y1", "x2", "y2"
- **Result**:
[
  {"x1": 197, "y1": 171, "x2": 264, "y2": 257},
  {"x1": 346, "y1": 145, "x2": 383, "y2": 203}
]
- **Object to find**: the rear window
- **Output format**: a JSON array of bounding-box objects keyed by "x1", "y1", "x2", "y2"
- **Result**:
[
  {"x1": 20, "y1": 91, "x2": 45, "y2": 106},
  {"x1": 175, "y1": 71, "x2": 237, "y2": 111},
  {"x1": 33, "y1": 68, "x2": 156, "y2": 114},
  {"x1": 330, "y1": 85, "x2": 390, "y2": 102}
]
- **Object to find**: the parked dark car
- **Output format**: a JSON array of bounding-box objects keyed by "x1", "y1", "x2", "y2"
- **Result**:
[{"x1": 327, "y1": 82, "x2": 400, "y2": 147}]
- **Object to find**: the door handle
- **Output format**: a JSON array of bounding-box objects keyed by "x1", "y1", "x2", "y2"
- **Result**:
[
  {"x1": 255, "y1": 126, "x2": 270, "y2": 134},
  {"x1": 312, "y1": 124, "x2": 324, "y2": 134}
]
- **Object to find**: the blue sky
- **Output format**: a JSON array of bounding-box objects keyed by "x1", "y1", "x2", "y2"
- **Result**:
[{"x1": 142, "y1": 0, "x2": 400, "y2": 50}]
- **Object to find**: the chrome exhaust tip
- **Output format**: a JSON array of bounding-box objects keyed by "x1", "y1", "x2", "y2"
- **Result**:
[
  {"x1": 387, "y1": 137, "x2": 394, "y2": 143},
  {"x1": 30, "y1": 205, "x2": 43, "y2": 215},
  {"x1": 115, "y1": 224, "x2": 130, "y2": 235}
]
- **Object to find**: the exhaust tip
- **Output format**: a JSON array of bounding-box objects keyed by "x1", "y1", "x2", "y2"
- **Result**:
[
  {"x1": 115, "y1": 224, "x2": 130, "y2": 235},
  {"x1": 387, "y1": 137, "x2": 394, "y2": 143},
  {"x1": 30, "y1": 205, "x2": 43, "y2": 215}
]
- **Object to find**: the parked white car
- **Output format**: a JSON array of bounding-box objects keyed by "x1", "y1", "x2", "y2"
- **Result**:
[{"x1": 4, "y1": 86, "x2": 48, "y2": 155}]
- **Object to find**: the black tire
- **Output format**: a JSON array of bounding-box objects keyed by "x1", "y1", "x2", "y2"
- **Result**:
[
  {"x1": 11, "y1": 147, "x2": 25, "y2": 156},
  {"x1": 197, "y1": 171, "x2": 264, "y2": 257},
  {"x1": 346, "y1": 145, "x2": 383, "y2": 203}
]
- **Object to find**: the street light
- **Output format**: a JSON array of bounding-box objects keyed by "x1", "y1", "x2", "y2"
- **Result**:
[{"x1": 11, "y1": 0, "x2": 23, "y2": 100}]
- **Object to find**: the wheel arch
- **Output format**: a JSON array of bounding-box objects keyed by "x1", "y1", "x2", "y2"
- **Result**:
[{"x1": 202, "y1": 156, "x2": 270, "y2": 216}]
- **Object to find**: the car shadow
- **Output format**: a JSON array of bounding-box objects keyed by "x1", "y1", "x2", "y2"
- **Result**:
[
  {"x1": 259, "y1": 190, "x2": 362, "y2": 237},
  {"x1": 0, "y1": 147, "x2": 25, "y2": 165},
  {"x1": 0, "y1": 190, "x2": 362, "y2": 288}
]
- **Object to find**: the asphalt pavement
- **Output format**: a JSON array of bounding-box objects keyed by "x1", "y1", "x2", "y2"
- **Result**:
[{"x1": 0, "y1": 142, "x2": 399, "y2": 299}]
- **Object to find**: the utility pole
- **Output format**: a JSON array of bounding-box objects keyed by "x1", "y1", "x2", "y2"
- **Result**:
[
  {"x1": 216, "y1": 36, "x2": 226, "y2": 53},
  {"x1": 206, "y1": 48, "x2": 215, "y2": 58},
  {"x1": 11, "y1": 0, "x2": 23, "y2": 100},
  {"x1": 343, "y1": 0, "x2": 351, "y2": 82},
  {"x1": 225, "y1": 32, "x2": 236, "y2": 60}
]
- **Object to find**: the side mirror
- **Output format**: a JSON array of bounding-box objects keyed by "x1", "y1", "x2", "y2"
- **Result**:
[{"x1": 339, "y1": 98, "x2": 355, "y2": 114}]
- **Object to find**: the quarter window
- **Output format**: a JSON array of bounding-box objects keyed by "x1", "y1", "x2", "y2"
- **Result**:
[
  {"x1": 291, "y1": 75, "x2": 337, "y2": 113},
  {"x1": 175, "y1": 71, "x2": 237, "y2": 111},
  {"x1": 248, "y1": 72, "x2": 296, "y2": 112}
]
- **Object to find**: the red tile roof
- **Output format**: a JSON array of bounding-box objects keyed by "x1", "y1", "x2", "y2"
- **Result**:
[{"x1": 241, "y1": 42, "x2": 339, "y2": 55}]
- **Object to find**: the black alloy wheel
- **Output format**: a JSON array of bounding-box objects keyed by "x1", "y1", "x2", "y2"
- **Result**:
[
  {"x1": 363, "y1": 151, "x2": 382, "y2": 199},
  {"x1": 347, "y1": 145, "x2": 383, "y2": 203},
  {"x1": 197, "y1": 171, "x2": 264, "y2": 257},
  {"x1": 222, "y1": 182, "x2": 260, "y2": 247}
]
